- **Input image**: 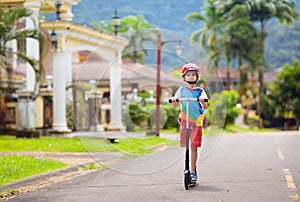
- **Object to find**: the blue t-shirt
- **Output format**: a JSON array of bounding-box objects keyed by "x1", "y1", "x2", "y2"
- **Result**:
[{"x1": 175, "y1": 86, "x2": 208, "y2": 126}]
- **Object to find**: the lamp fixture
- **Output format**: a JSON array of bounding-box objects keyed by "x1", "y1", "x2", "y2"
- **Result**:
[
  {"x1": 50, "y1": 29, "x2": 58, "y2": 50},
  {"x1": 111, "y1": 9, "x2": 121, "y2": 36},
  {"x1": 54, "y1": 0, "x2": 64, "y2": 20}
]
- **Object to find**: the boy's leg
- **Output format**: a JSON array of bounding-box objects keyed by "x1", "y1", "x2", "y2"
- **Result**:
[
  {"x1": 191, "y1": 147, "x2": 197, "y2": 173},
  {"x1": 190, "y1": 126, "x2": 202, "y2": 173}
]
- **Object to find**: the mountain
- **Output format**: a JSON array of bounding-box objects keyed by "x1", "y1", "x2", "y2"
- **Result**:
[
  {"x1": 72, "y1": 0, "x2": 300, "y2": 69},
  {"x1": 73, "y1": 0, "x2": 205, "y2": 36}
]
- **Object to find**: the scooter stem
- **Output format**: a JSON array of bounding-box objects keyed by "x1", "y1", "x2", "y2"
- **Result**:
[{"x1": 185, "y1": 100, "x2": 190, "y2": 171}]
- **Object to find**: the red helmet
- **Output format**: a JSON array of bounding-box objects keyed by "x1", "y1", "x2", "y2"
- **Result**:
[{"x1": 181, "y1": 63, "x2": 200, "y2": 77}]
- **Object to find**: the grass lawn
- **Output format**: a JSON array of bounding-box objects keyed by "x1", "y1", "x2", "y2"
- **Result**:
[
  {"x1": 0, "y1": 135, "x2": 175, "y2": 154},
  {"x1": 223, "y1": 124, "x2": 280, "y2": 133},
  {"x1": 0, "y1": 135, "x2": 175, "y2": 192},
  {"x1": 0, "y1": 155, "x2": 68, "y2": 186}
]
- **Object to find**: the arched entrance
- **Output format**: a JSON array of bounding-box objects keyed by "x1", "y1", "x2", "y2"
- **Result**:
[{"x1": 41, "y1": 20, "x2": 128, "y2": 132}]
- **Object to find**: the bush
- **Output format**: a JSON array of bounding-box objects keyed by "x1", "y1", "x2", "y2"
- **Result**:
[
  {"x1": 207, "y1": 90, "x2": 241, "y2": 128},
  {"x1": 122, "y1": 102, "x2": 180, "y2": 132},
  {"x1": 161, "y1": 104, "x2": 180, "y2": 129},
  {"x1": 122, "y1": 102, "x2": 150, "y2": 131}
]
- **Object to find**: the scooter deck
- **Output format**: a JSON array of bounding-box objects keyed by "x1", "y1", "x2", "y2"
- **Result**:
[{"x1": 189, "y1": 181, "x2": 197, "y2": 187}]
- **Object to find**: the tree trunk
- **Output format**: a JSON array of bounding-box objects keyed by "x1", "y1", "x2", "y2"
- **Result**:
[
  {"x1": 226, "y1": 58, "x2": 231, "y2": 90},
  {"x1": 257, "y1": 20, "x2": 266, "y2": 129}
]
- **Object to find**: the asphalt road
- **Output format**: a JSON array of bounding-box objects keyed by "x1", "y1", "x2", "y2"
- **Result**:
[{"x1": 9, "y1": 132, "x2": 300, "y2": 202}]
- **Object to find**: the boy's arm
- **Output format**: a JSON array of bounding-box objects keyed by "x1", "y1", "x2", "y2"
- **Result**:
[
  {"x1": 171, "y1": 87, "x2": 181, "y2": 108},
  {"x1": 199, "y1": 89, "x2": 209, "y2": 109}
]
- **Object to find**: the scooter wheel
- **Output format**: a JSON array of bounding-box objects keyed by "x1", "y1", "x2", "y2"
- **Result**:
[{"x1": 184, "y1": 171, "x2": 190, "y2": 190}]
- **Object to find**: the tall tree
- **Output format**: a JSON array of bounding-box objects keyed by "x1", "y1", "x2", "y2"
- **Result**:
[
  {"x1": 248, "y1": 0, "x2": 299, "y2": 128},
  {"x1": 92, "y1": 14, "x2": 157, "y2": 63},
  {"x1": 0, "y1": 7, "x2": 39, "y2": 99},
  {"x1": 271, "y1": 59, "x2": 300, "y2": 128},
  {"x1": 215, "y1": 0, "x2": 299, "y2": 127},
  {"x1": 220, "y1": 5, "x2": 262, "y2": 89},
  {"x1": 185, "y1": 0, "x2": 224, "y2": 68},
  {"x1": 0, "y1": 6, "x2": 39, "y2": 129}
]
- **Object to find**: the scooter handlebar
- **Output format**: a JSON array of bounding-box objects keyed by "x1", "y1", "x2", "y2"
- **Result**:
[{"x1": 168, "y1": 98, "x2": 208, "y2": 103}]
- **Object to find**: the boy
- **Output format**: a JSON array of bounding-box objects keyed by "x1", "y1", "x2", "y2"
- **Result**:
[{"x1": 171, "y1": 63, "x2": 208, "y2": 183}]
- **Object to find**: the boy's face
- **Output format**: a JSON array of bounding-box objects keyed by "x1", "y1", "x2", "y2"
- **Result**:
[{"x1": 184, "y1": 71, "x2": 198, "y2": 83}]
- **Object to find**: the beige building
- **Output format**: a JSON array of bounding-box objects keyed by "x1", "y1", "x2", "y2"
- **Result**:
[{"x1": 0, "y1": 0, "x2": 129, "y2": 133}]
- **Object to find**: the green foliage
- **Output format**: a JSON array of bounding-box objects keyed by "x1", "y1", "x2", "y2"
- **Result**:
[
  {"x1": 122, "y1": 102, "x2": 150, "y2": 131},
  {"x1": 72, "y1": 0, "x2": 299, "y2": 69},
  {"x1": 265, "y1": 20, "x2": 300, "y2": 69},
  {"x1": 161, "y1": 104, "x2": 180, "y2": 129},
  {"x1": 207, "y1": 90, "x2": 241, "y2": 128},
  {"x1": 185, "y1": 0, "x2": 224, "y2": 67},
  {"x1": 73, "y1": 0, "x2": 204, "y2": 36},
  {"x1": 271, "y1": 59, "x2": 300, "y2": 127},
  {"x1": 224, "y1": 124, "x2": 280, "y2": 133},
  {"x1": 260, "y1": 86, "x2": 276, "y2": 127},
  {"x1": 0, "y1": 6, "x2": 39, "y2": 97},
  {"x1": 66, "y1": 101, "x2": 75, "y2": 131},
  {"x1": 91, "y1": 14, "x2": 157, "y2": 63},
  {"x1": 82, "y1": 163, "x2": 106, "y2": 170},
  {"x1": 0, "y1": 136, "x2": 174, "y2": 189},
  {"x1": 137, "y1": 91, "x2": 150, "y2": 99},
  {"x1": 122, "y1": 102, "x2": 180, "y2": 132},
  {"x1": 0, "y1": 155, "x2": 68, "y2": 186},
  {"x1": 72, "y1": 82, "x2": 90, "y2": 130},
  {"x1": 114, "y1": 136, "x2": 174, "y2": 155},
  {"x1": 220, "y1": 5, "x2": 262, "y2": 84}
]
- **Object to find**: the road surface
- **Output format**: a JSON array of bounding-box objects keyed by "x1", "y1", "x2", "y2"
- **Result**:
[{"x1": 9, "y1": 132, "x2": 300, "y2": 202}]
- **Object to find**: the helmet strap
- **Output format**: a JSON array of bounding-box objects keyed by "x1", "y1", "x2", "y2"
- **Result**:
[{"x1": 187, "y1": 81, "x2": 197, "y2": 84}]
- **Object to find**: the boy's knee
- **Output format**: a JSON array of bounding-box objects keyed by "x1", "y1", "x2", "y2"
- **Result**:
[{"x1": 191, "y1": 147, "x2": 197, "y2": 151}]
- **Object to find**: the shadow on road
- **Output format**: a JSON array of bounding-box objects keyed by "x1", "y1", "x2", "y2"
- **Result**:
[{"x1": 193, "y1": 185, "x2": 223, "y2": 192}]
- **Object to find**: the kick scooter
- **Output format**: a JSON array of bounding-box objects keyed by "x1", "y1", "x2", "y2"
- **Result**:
[{"x1": 169, "y1": 97, "x2": 208, "y2": 190}]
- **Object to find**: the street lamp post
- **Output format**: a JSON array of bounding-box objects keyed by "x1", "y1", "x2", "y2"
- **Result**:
[
  {"x1": 50, "y1": 30, "x2": 58, "y2": 50},
  {"x1": 54, "y1": 0, "x2": 64, "y2": 21},
  {"x1": 156, "y1": 33, "x2": 183, "y2": 136},
  {"x1": 112, "y1": 9, "x2": 121, "y2": 36}
]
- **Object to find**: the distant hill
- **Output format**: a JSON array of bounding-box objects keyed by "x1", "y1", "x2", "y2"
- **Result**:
[
  {"x1": 72, "y1": 0, "x2": 300, "y2": 69},
  {"x1": 73, "y1": 0, "x2": 204, "y2": 36}
]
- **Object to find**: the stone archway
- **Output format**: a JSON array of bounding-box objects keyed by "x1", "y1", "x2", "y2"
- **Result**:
[
  {"x1": 41, "y1": 20, "x2": 128, "y2": 132},
  {"x1": 1, "y1": 0, "x2": 128, "y2": 133}
]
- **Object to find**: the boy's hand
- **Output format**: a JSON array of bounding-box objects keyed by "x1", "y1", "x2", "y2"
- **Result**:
[
  {"x1": 199, "y1": 98, "x2": 206, "y2": 103},
  {"x1": 170, "y1": 97, "x2": 178, "y2": 102},
  {"x1": 199, "y1": 98, "x2": 209, "y2": 109}
]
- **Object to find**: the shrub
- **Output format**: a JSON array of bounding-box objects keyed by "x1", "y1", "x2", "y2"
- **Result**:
[{"x1": 207, "y1": 90, "x2": 241, "y2": 128}]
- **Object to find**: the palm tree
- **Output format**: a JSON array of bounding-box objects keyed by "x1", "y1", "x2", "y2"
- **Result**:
[
  {"x1": 120, "y1": 15, "x2": 157, "y2": 63},
  {"x1": 185, "y1": 0, "x2": 224, "y2": 68},
  {"x1": 248, "y1": 0, "x2": 298, "y2": 127},
  {"x1": 249, "y1": 0, "x2": 299, "y2": 53},
  {"x1": 0, "y1": 7, "x2": 39, "y2": 98},
  {"x1": 215, "y1": 0, "x2": 299, "y2": 127},
  {"x1": 220, "y1": 5, "x2": 262, "y2": 89},
  {"x1": 0, "y1": 6, "x2": 39, "y2": 129},
  {"x1": 92, "y1": 14, "x2": 157, "y2": 63}
]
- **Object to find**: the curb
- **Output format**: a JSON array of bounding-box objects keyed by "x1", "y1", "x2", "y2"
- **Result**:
[{"x1": 0, "y1": 162, "x2": 93, "y2": 195}]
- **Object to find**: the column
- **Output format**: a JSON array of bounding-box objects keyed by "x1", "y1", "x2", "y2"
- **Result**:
[
  {"x1": 24, "y1": 2, "x2": 40, "y2": 91},
  {"x1": 108, "y1": 53, "x2": 125, "y2": 131},
  {"x1": 52, "y1": 51, "x2": 70, "y2": 132}
]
